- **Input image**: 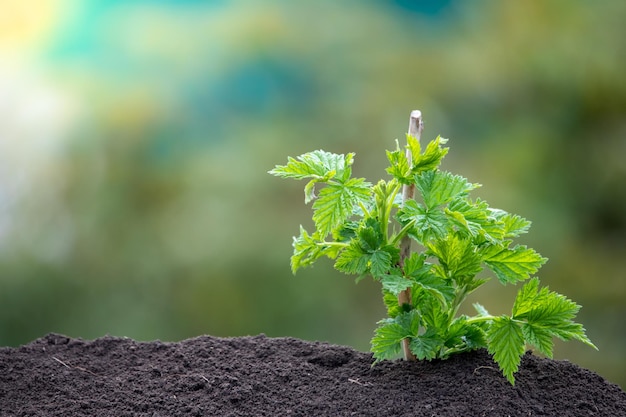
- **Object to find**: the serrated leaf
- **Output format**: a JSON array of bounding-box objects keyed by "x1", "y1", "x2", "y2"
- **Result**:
[
  {"x1": 414, "y1": 272, "x2": 455, "y2": 306},
  {"x1": 521, "y1": 323, "x2": 554, "y2": 357},
  {"x1": 334, "y1": 216, "x2": 398, "y2": 278},
  {"x1": 386, "y1": 146, "x2": 411, "y2": 183},
  {"x1": 372, "y1": 311, "x2": 420, "y2": 362},
  {"x1": 380, "y1": 273, "x2": 414, "y2": 296},
  {"x1": 445, "y1": 209, "x2": 473, "y2": 235},
  {"x1": 549, "y1": 322, "x2": 596, "y2": 347},
  {"x1": 412, "y1": 135, "x2": 449, "y2": 173},
  {"x1": 382, "y1": 289, "x2": 402, "y2": 318},
  {"x1": 487, "y1": 316, "x2": 525, "y2": 385},
  {"x1": 409, "y1": 334, "x2": 444, "y2": 360},
  {"x1": 334, "y1": 241, "x2": 369, "y2": 276},
  {"x1": 401, "y1": 251, "x2": 426, "y2": 274},
  {"x1": 371, "y1": 321, "x2": 405, "y2": 362},
  {"x1": 512, "y1": 278, "x2": 597, "y2": 351},
  {"x1": 420, "y1": 297, "x2": 447, "y2": 329},
  {"x1": 445, "y1": 317, "x2": 487, "y2": 352},
  {"x1": 511, "y1": 277, "x2": 544, "y2": 317},
  {"x1": 312, "y1": 178, "x2": 371, "y2": 237},
  {"x1": 479, "y1": 219, "x2": 507, "y2": 244},
  {"x1": 491, "y1": 210, "x2": 532, "y2": 238},
  {"x1": 398, "y1": 200, "x2": 448, "y2": 241},
  {"x1": 334, "y1": 221, "x2": 359, "y2": 242},
  {"x1": 446, "y1": 198, "x2": 505, "y2": 243},
  {"x1": 290, "y1": 226, "x2": 341, "y2": 273},
  {"x1": 415, "y1": 170, "x2": 480, "y2": 209},
  {"x1": 334, "y1": 232, "x2": 398, "y2": 279},
  {"x1": 358, "y1": 218, "x2": 385, "y2": 251},
  {"x1": 401, "y1": 253, "x2": 455, "y2": 305},
  {"x1": 369, "y1": 249, "x2": 395, "y2": 278},
  {"x1": 396, "y1": 309, "x2": 421, "y2": 334},
  {"x1": 460, "y1": 324, "x2": 487, "y2": 350},
  {"x1": 482, "y1": 245, "x2": 547, "y2": 284},
  {"x1": 426, "y1": 235, "x2": 482, "y2": 282},
  {"x1": 269, "y1": 150, "x2": 352, "y2": 181},
  {"x1": 406, "y1": 134, "x2": 422, "y2": 163}
]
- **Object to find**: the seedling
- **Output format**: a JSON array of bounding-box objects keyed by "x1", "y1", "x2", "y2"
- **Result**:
[{"x1": 269, "y1": 110, "x2": 596, "y2": 384}]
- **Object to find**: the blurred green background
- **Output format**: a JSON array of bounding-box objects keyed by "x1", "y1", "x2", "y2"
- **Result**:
[{"x1": 1, "y1": 0, "x2": 625, "y2": 388}]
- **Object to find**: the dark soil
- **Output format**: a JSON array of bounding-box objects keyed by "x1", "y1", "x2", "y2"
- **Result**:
[{"x1": 1, "y1": 334, "x2": 625, "y2": 416}]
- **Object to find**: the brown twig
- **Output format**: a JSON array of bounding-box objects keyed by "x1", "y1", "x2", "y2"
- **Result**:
[
  {"x1": 52, "y1": 356, "x2": 100, "y2": 377},
  {"x1": 52, "y1": 356, "x2": 70, "y2": 368},
  {"x1": 348, "y1": 377, "x2": 373, "y2": 386},
  {"x1": 472, "y1": 365, "x2": 499, "y2": 375}
]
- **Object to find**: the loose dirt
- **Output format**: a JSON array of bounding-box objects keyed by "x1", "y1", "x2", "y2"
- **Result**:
[{"x1": 1, "y1": 333, "x2": 625, "y2": 416}]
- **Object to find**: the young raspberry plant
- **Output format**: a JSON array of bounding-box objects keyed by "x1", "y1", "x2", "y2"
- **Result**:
[{"x1": 268, "y1": 111, "x2": 596, "y2": 384}]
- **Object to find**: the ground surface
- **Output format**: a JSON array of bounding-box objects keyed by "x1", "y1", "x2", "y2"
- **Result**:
[{"x1": 1, "y1": 334, "x2": 625, "y2": 416}]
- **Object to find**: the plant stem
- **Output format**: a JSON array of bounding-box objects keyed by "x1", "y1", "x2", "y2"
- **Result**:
[
  {"x1": 465, "y1": 315, "x2": 497, "y2": 325},
  {"x1": 315, "y1": 241, "x2": 349, "y2": 248},
  {"x1": 398, "y1": 110, "x2": 424, "y2": 361}
]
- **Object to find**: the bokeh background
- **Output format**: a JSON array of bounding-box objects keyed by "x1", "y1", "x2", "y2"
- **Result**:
[{"x1": 1, "y1": 0, "x2": 625, "y2": 388}]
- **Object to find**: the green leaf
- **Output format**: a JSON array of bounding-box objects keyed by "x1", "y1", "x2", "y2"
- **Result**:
[
  {"x1": 396, "y1": 309, "x2": 421, "y2": 335},
  {"x1": 334, "y1": 218, "x2": 398, "y2": 279},
  {"x1": 312, "y1": 178, "x2": 371, "y2": 237},
  {"x1": 369, "y1": 249, "x2": 395, "y2": 278},
  {"x1": 334, "y1": 231, "x2": 398, "y2": 280},
  {"x1": 426, "y1": 235, "x2": 483, "y2": 282},
  {"x1": 402, "y1": 253, "x2": 455, "y2": 305},
  {"x1": 382, "y1": 290, "x2": 402, "y2": 318},
  {"x1": 406, "y1": 134, "x2": 422, "y2": 164},
  {"x1": 371, "y1": 321, "x2": 405, "y2": 362},
  {"x1": 460, "y1": 324, "x2": 487, "y2": 351},
  {"x1": 371, "y1": 311, "x2": 420, "y2": 362},
  {"x1": 445, "y1": 317, "x2": 487, "y2": 353},
  {"x1": 372, "y1": 179, "x2": 401, "y2": 238},
  {"x1": 549, "y1": 322, "x2": 596, "y2": 348},
  {"x1": 487, "y1": 316, "x2": 525, "y2": 385},
  {"x1": 521, "y1": 323, "x2": 554, "y2": 358},
  {"x1": 482, "y1": 244, "x2": 547, "y2": 284},
  {"x1": 512, "y1": 278, "x2": 597, "y2": 353},
  {"x1": 398, "y1": 200, "x2": 448, "y2": 242},
  {"x1": 411, "y1": 135, "x2": 449, "y2": 173},
  {"x1": 380, "y1": 273, "x2": 414, "y2": 296},
  {"x1": 334, "y1": 221, "x2": 359, "y2": 242},
  {"x1": 492, "y1": 210, "x2": 532, "y2": 238},
  {"x1": 409, "y1": 331, "x2": 444, "y2": 360},
  {"x1": 446, "y1": 198, "x2": 505, "y2": 243},
  {"x1": 402, "y1": 252, "x2": 429, "y2": 276},
  {"x1": 415, "y1": 171, "x2": 480, "y2": 209},
  {"x1": 386, "y1": 144, "x2": 411, "y2": 183},
  {"x1": 268, "y1": 150, "x2": 352, "y2": 181},
  {"x1": 357, "y1": 218, "x2": 385, "y2": 251},
  {"x1": 420, "y1": 297, "x2": 448, "y2": 330},
  {"x1": 334, "y1": 241, "x2": 369, "y2": 276},
  {"x1": 414, "y1": 272, "x2": 455, "y2": 307},
  {"x1": 290, "y1": 227, "x2": 341, "y2": 273},
  {"x1": 511, "y1": 277, "x2": 545, "y2": 317}
]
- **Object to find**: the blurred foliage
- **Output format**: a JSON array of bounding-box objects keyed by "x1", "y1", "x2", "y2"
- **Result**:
[{"x1": 1, "y1": 0, "x2": 625, "y2": 388}]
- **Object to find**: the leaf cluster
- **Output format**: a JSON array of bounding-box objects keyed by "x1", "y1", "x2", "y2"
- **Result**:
[{"x1": 269, "y1": 135, "x2": 595, "y2": 384}]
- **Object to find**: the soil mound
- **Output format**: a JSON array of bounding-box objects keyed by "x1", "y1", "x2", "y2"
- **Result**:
[{"x1": 1, "y1": 333, "x2": 624, "y2": 416}]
